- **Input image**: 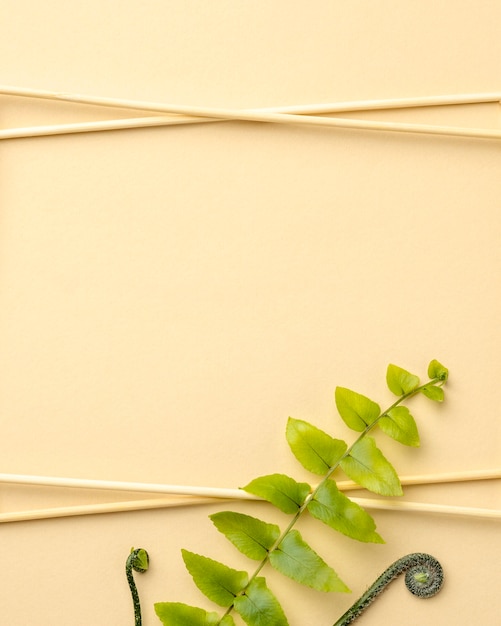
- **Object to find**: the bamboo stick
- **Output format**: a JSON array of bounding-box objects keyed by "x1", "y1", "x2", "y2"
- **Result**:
[
  {"x1": 1, "y1": 109, "x2": 500, "y2": 142},
  {"x1": 0, "y1": 494, "x2": 498, "y2": 524},
  {"x1": 2, "y1": 84, "x2": 500, "y2": 114},
  {"x1": 349, "y1": 498, "x2": 501, "y2": 520},
  {"x1": 0, "y1": 469, "x2": 498, "y2": 498},
  {"x1": 0, "y1": 468, "x2": 501, "y2": 500},
  {"x1": 1, "y1": 470, "x2": 498, "y2": 523},
  {"x1": 0, "y1": 496, "x2": 221, "y2": 523},
  {"x1": 337, "y1": 468, "x2": 501, "y2": 491},
  {"x1": 1, "y1": 86, "x2": 501, "y2": 141},
  {"x1": 0, "y1": 473, "x2": 259, "y2": 500},
  {"x1": 0, "y1": 115, "x2": 212, "y2": 140},
  {"x1": 274, "y1": 93, "x2": 501, "y2": 114},
  {"x1": 2, "y1": 117, "x2": 499, "y2": 142}
]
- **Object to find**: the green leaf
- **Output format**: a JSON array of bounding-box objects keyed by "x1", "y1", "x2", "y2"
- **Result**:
[
  {"x1": 307, "y1": 480, "x2": 384, "y2": 544},
  {"x1": 386, "y1": 364, "x2": 420, "y2": 396},
  {"x1": 154, "y1": 602, "x2": 235, "y2": 626},
  {"x1": 269, "y1": 529, "x2": 350, "y2": 592},
  {"x1": 241, "y1": 474, "x2": 311, "y2": 514},
  {"x1": 339, "y1": 437, "x2": 403, "y2": 496},
  {"x1": 334, "y1": 387, "x2": 381, "y2": 432},
  {"x1": 181, "y1": 550, "x2": 248, "y2": 607},
  {"x1": 379, "y1": 406, "x2": 420, "y2": 446},
  {"x1": 286, "y1": 418, "x2": 347, "y2": 475},
  {"x1": 234, "y1": 577, "x2": 288, "y2": 626},
  {"x1": 210, "y1": 512, "x2": 280, "y2": 560},
  {"x1": 428, "y1": 359, "x2": 449, "y2": 382},
  {"x1": 421, "y1": 385, "x2": 445, "y2": 402}
]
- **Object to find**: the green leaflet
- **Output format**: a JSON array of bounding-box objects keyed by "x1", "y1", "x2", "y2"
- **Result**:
[
  {"x1": 210, "y1": 512, "x2": 280, "y2": 560},
  {"x1": 428, "y1": 359, "x2": 449, "y2": 381},
  {"x1": 421, "y1": 385, "x2": 444, "y2": 402},
  {"x1": 269, "y1": 529, "x2": 350, "y2": 592},
  {"x1": 386, "y1": 364, "x2": 420, "y2": 396},
  {"x1": 339, "y1": 437, "x2": 403, "y2": 496},
  {"x1": 154, "y1": 602, "x2": 235, "y2": 626},
  {"x1": 242, "y1": 474, "x2": 311, "y2": 514},
  {"x1": 334, "y1": 387, "x2": 381, "y2": 432},
  {"x1": 378, "y1": 406, "x2": 420, "y2": 446},
  {"x1": 181, "y1": 550, "x2": 248, "y2": 607},
  {"x1": 233, "y1": 577, "x2": 288, "y2": 626},
  {"x1": 286, "y1": 418, "x2": 347, "y2": 475},
  {"x1": 307, "y1": 480, "x2": 384, "y2": 544}
]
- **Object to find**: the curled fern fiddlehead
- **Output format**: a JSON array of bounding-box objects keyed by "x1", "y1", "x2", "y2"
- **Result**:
[
  {"x1": 332, "y1": 553, "x2": 444, "y2": 625},
  {"x1": 126, "y1": 547, "x2": 150, "y2": 626}
]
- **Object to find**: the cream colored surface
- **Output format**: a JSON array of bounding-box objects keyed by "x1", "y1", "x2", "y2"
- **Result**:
[{"x1": 1, "y1": 2, "x2": 500, "y2": 624}]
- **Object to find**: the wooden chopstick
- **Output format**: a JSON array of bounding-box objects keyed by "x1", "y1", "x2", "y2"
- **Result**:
[
  {"x1": 1, "y1": 469, "x2": 498, "y2": 498},
  {"x1": 338, "y1": 468, "x2": 501, "y2": 491},
  {"x1": 2, "y1": 112, "x2": 500, "y2": 141},
  {"x1": 0, "y1": 469, "x2": 499, "y2": 523},
  {"x1": 1, "y1": 86, "x2": 501, "y2": 141},
  {"x1": 1, "y1": 495, "x2": 498, "y2": 524},
  {"x1": 2, "y1": 85, "x2": 500, "y2": 115}
]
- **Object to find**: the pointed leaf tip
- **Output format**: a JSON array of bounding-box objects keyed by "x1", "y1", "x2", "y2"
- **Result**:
[
  {"x1": 421, "y1": 385, "x2": 445, "y2": 402},
  {"x1": 379, "y1": 406, "x2": 420, "y2": 446},
  {"x1": 181, "y1": 550, "x2": 248, "y2": 607},
  {"x1": 154, "y1": 602, "x2": 236, "y2": 625},
  {"x1": 286, "y1": 418, "x2": 347, "y2": 476},
  {"x1": 340, "y1": 437, "x2": 403, "y2": 496},
  {"x1": 335, "y1": 387, "x2": 380, "y2": 432},
  {"x1": 307, "y1": 480, "x2": 384, "y2": 544},
  {"x1": 386, "y1": 364, "x2": 420, "y2": 396},
  {"x1": 242, "y1": 474, "x2": 311, "y2": 514},
  {"x1": 210, "y1": 511, "x2": 279, "y2": 560},
  {"x1": 269, "y1": 529, "x2": 350, "y2": 592},
  {"x1": 234, "y1": 577, "x2": 289, "y2": 626}
]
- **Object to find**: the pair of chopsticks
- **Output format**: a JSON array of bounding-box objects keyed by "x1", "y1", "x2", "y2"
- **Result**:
[
  {"x1": 1, "y1": 86, "x2": 501, "y2": 141},
  {"x1": 0, "y1": 469, "x2": 499, "y2": 523}
]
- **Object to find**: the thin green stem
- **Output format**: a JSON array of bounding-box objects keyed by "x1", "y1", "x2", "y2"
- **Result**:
[
  {"x1": 222, "y1": 377, "x2": 443, "y2": 620},
  {"x1": 126, "y1": 548, "x2": 149, "y2": 626}
]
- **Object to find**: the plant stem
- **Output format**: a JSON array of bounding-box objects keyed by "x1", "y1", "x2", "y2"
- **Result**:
[{"x1": 126, "y1": 548, "x2": 149, "y2": 626}]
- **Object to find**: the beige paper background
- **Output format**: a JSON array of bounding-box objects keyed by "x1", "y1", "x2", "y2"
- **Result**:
[{"x1": 1, "y1": 2, "x2": 500, "y2": 624}]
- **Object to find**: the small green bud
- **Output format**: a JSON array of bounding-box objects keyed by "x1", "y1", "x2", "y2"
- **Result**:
[
  {"x1": 129, "y1": 548, "x2": 149, "y2": 573},
  {"x1": 427, "y1": 359, "x2": 449, "y2": 382},
  {"x1": 413, "y1": 571, "x2": 429, "y2": 584}
]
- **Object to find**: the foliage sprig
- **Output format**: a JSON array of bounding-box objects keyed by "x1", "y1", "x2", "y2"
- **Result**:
[{"x1": 154, "y1": 359, "x2": 448, "y2": 626}]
